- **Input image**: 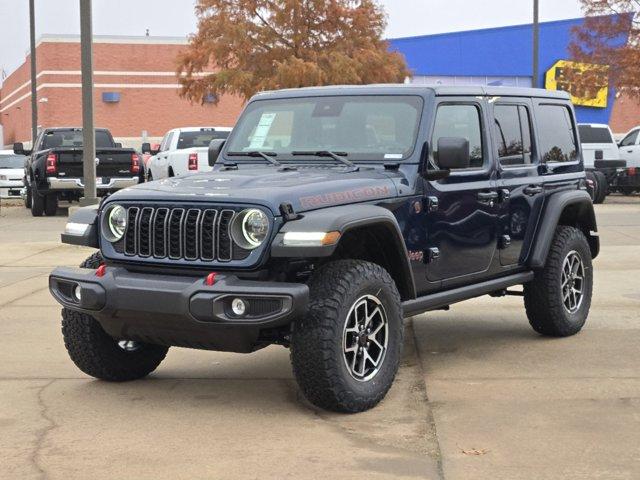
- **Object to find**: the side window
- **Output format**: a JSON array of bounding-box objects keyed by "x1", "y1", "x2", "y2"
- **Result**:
[
  {"x1": 537, "y1": 104, "x2": 577, "y2": 163},
  {"x1": 494, "y1": 104, "x2": 533, "y2": 166},
  {"x1": 163, "y1": 132, "x2": 175, "y2": 152},
  {"x1": 432, "y1": 104, "x2": 483, "y2": 169},
  {"x1": 620, "y1": 129, "x2": 639, "y2": 147}
]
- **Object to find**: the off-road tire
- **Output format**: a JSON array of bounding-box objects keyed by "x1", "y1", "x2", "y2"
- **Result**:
[
  {"x1": 593, "y1": 171, "x2": 607, "y2": 204},
  {"x1": 524, "y1": 226, "x2": 593, "y2": 337},
  {"x1": 30, "y1": 185, "x2": 45, "y2": 217},
  {"x1": 290, "y1": 260, "x2": 403, "y2": 413},
  {"x1": 24, "y1": 183, "x2": 32, "y2": 209},
  {"x1": 44, "y1": 194, "x2": 58, "y2": 216},
  {"x1": 61, "y1": 252, "x2": 169, "y2": 381}
]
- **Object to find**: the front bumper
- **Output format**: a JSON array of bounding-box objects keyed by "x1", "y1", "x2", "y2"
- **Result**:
[
  {"x1": 49, "y1": 266, "x2": 309, "y2": 353},
  {"x1": 48, "y1": 176, "x2": 139, "y2": 191},
  {"x1": 0, "y1": 181, "x2": 24, "y2": 198}
]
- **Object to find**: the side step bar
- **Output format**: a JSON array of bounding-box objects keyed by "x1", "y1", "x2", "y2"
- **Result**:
[{"x1": 402, "y1": 271, "x2": 534, "y2": 318}]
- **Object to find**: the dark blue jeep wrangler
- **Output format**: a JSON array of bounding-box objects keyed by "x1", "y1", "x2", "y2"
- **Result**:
[{"x1": 50, "y1": 85, "x2": 599, "y2": 413}]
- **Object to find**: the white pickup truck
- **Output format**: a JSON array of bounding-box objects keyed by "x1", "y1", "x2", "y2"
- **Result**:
[{"x1": 143, "y1": 127, "x2": 232, "y2": 181}]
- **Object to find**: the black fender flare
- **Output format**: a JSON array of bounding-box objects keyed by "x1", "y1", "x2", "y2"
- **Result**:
[
  {"x1": 61, "y1": 204, "x2": 100, "y2": 248},
  {"x1": 528, "y1": 189, "x2": 599, "y2": 268},
  {"x1": 271, "y1": 204, "x2": 416, "y2": 299}
]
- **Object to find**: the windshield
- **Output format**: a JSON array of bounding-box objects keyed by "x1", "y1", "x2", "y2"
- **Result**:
[
  {"x1": 578, "y1": 125, "x2": 614, "y2": 144},
  {"x1": 225, "y1": 95, "x2": 423, "y2": 161},
  {"x1": 177, "y1": 130, "x2": 230, "y2": 149},
  {"x1": 0, "y1": 154, "x2": 24, "y2": 169},
  {"x1": 42, "y1": 130, "x2": 114, "y2": 149}
]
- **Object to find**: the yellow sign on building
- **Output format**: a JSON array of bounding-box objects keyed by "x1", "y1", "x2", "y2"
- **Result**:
[{"x1": 545, "y1": 60, "x2": 609, "y2": 108}]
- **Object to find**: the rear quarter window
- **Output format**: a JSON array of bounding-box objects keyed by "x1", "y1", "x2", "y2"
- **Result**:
[
  {"x1": 537, "y1": 104, "x2": 578, "y2": 163},
  {"x1": 578, "y1": 125, "x2": 614, "y2": 144}
]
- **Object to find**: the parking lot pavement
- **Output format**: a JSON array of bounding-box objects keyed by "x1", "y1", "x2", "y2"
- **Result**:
[{"x1": 1, "y1": 196, "x2": 639, "y2": 479}]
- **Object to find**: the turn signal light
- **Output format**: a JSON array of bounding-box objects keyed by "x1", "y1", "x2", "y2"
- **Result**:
[
  {"x1": 95, "y1": 265, "x2": 106, "y2": 277},
  {"x1": 205, "y1": 272, "x2": 217, "y2": 286}
]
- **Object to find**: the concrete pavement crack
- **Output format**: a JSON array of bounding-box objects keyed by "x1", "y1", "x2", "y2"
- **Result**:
[
  {"x1": 31, "y1": 379, "x2": 57, "y2": 480},
  {"x1": 409, "y1": 316, "x2": 446, "y2": 480}
]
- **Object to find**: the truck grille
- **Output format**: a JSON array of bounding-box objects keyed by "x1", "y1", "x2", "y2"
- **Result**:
[{"x1": 118, "y1": 206, "x2": 243, "y2": 262}]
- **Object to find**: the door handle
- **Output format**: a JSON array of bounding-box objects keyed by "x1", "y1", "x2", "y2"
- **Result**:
[
  {"x1": 627, "y1": 150, "x2": 634, "y2": 153},
  {"x1": 477, "y1": 191, "x2": 499, "y2": 201},
  {"x1": 524, "y1": 185, "x2": 543, "y2": 195}
]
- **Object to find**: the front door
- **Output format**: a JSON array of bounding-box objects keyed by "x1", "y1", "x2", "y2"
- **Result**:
[
  {"x1": 424, "y1": 99, "x2": 499, "y2": 287},
  {"x1": 619, "y1": 128, "x2": 640, "y2": 168}
]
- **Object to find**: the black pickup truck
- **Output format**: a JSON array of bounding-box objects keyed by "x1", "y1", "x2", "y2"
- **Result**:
[
  {"x1": 14, "y1": 128, "x2": 141, "y2": 216},
  {"x1": 51, "y1": 86, "x2": 598, "y2": 413}
]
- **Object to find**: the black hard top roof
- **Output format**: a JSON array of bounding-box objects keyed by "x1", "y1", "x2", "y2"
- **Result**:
[{"x1": 253, "y1": 83, "x2": 570, "y2": 100}]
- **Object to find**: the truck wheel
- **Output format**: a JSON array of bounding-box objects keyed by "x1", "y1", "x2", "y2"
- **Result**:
[
  {"x1": 24, "y1": 185, "x2": 32, "y2": 209},
  {"x1": 61, "y1": 252, "x2": 169, "y2": 381},
  {"x1": 585, "y1": 171, "x2": 597, "y2": 201},
  {"x1": 593, "y1": 171, "x2": 607, "y2": 204},
  {"x1": 30, "y1": 186, "x2": 45, "y2": 217},
  {"x1": 524, "y1": 226, "x2": 593, "y2": 337},
  {"x1": 44, "y1": 194, "x2": 58, "y2": 216},
  {"x1": 290, "y1": 260, "x2": 403, "y2": 413}
]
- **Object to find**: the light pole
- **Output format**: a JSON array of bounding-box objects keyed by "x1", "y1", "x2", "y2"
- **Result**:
[
  {"x1": 532, "y1": 0, "x2": 540, "y2": 88},
  {"x1": 29, "y1": 0, "x2": 37, "y2": 146},
  {"x1": 79, "y1": 0, "x2": 97, "y2": 205}
]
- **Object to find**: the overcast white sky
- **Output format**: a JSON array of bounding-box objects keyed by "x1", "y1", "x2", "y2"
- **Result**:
[{"x1": 0, "y1": 0, "x2": 583, "y2": 78}]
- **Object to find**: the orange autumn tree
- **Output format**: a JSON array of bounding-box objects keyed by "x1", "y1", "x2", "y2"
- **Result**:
[
  {"x1": 569, "y1": 2, "x2": 638, "y2": 98},
  {"x1": 176, "y1": 0, "x2": 410, "y2": 103}
]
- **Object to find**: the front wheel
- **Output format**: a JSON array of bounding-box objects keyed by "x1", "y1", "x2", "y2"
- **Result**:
[
  {"x1": 524, "y1": 226, "x2": 593, "y2": 337},
  {"x1": 61, "y1": 252, "x2": 169, "y2": 381},
  {"x1": 290, "y1": 260, "x2": 403, "y2": 413}
]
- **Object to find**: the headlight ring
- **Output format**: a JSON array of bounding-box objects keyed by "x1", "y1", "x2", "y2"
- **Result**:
[
  {"x1": 102, "y1": 204, "x2": 127, "y2": 242},
  {"x1": 231, "y1": 208, "x2": 269, "y2": 250}
]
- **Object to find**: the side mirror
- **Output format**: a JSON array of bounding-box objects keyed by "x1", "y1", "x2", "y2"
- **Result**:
[
  {"x1": 114, "y1": 142, "x2": 122, "y2": 148},
  {"x1": 436, "y1": 137, "x2": 470, "y2": 170},
  {"x1": 208, "y1": 139, "x2": 226, "y2": 166},
  {"x1": 141, "y1": 142, "x2": 151, "y2": 154},
  {"x1": 419, "y1": 141, "x2": 451, "y2": 181},
  {"x1": 13, "y1": 142, "x2": 25, "y2": 155}
]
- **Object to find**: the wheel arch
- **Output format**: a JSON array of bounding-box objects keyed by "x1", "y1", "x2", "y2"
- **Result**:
[
  {"x1": 528, "y1": 189, "x2": 599, "y2": 268},
  {"x1": 271, "y1": 204, "x2": 416, "y2": 301}
]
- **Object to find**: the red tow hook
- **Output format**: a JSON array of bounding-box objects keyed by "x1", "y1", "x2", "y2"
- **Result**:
[
  {"x1": 204, "y1": 272, "x2": 217, "y2": 286},
  {"x1": 95, "y1": 265, "x2": 106, "y2": 277}
]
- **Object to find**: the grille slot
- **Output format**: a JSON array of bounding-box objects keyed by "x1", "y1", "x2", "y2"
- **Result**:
[{"x1": 121, "y1": 206, "x2": 245, "y2": 263}]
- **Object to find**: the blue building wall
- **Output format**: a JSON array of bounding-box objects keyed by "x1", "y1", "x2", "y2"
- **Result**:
[{"x1": 389, "y1": 18, "x2": 615, "y2": 124}]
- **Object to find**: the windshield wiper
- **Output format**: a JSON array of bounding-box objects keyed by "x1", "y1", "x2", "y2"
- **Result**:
[
  {"x1": 291, "y1": 150, "x2": 358, "y2": 170},
  {"x1": 227, "y1": 150, "x2": 281, "y2": 166}
]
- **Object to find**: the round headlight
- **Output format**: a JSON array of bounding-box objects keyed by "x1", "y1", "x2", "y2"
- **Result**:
[
  {"x1": 231, "y1": 208, "x2": 269, "y2": 249},
  {"x1": 105, "y1": 205, "x2": 127, "y2": 242}
]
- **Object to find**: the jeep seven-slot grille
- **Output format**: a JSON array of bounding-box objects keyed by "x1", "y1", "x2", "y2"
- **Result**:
[{"x1": 121, "y1": 206, "x2": 244, "y2": 262}]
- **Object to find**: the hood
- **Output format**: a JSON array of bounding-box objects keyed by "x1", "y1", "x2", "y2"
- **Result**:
[{"x1": 109, "y1": 164, "x2": 401, "y2": 214}]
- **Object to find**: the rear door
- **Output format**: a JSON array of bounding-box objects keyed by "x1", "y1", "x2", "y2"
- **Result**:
[
  {"x1": 491, "y1": 98, "x2": 545, "y2": 267},
  {"x1": 423, "y1": 97, "x2": 500, "y2": 287}
]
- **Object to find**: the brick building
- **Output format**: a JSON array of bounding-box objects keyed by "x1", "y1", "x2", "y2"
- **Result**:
[{"x1": 0, "y1": 34, "x2": 245, "y2": 148}]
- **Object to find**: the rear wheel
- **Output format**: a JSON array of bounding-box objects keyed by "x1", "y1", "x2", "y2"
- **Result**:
[
  {"x1": 24, "y1": 184, "x2": 32, "y2": 209},
  {"x1": 290, "y1": 260, "x2": 403, "y2": 413},
  {"x1": 524, "y1": 226, "x2": 593, "y2": 337},
  {"x1": 593, "y1": 171, "x2": 607, "y2": 204},
  {"x1": 44, "y1": 194, "x2": 58, "y2": 216},
  {"x1": 61, "y1": 252, "x2": 169, "y2": 381},
  {"x1": 30, "y1": 185, "x2": 45, "y2": 217}
]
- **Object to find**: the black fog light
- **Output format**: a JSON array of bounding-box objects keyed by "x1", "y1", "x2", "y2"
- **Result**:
[{"x1": 231, "y1": 298, "x2": 247, "y2": 316}]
